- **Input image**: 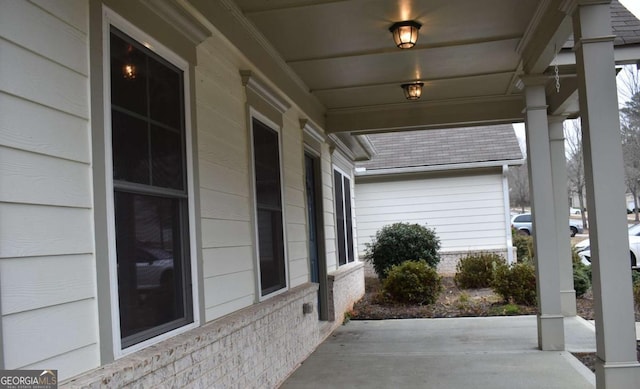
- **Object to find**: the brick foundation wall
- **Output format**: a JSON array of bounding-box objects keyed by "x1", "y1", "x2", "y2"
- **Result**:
[
  {"x1": 61, "y1": 264, "x2": 367, "y2": 389},
  {"x1": 437, "y1": 249, "x2": 513, "y2": 275},
  {"x1": 327, "y1": 262, "x2": 365, "y2": 322},
  {"x1": 62, "y1": 284, "x2": 322, "y2": 389},
  {"x1": 361, "y1": 249, "x2": 514, "y2": 277}
]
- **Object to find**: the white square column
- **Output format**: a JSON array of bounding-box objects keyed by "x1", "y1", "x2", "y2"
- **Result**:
[
  {"x1": 572, "y1": 1, "x2": 640, "y2": 387},
  {"x1": 548, "y1": 116, "x2": 577, "y2": 317},
  {"x1": 523, "y1": 78, "x2": 565, "y2": 351}
]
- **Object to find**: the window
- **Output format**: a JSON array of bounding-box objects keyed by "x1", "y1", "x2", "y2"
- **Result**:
[
  {"x1": 334, "y1": 169, "x2": 354, "y2": 265},
  {"x1": 252, "y1": 118, "x2": 287, "y2": 296},
  {"x1": 515, "y1": 214, "x2": 532, "y2": 223},
  {"x1": 109, "y1": 27, "x2": 192, "y2": 348}
]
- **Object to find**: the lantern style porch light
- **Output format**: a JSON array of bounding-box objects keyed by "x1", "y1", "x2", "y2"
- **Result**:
[
  {"x1": 401, "y1": 82, "x2": 424, "y2": 100},
  {"x1": 389, "y1": 20, "x2": 422, "y2": 49}
]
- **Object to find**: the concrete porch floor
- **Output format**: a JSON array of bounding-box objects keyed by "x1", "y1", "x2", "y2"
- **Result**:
[{"x1": 280, "y1": 316, "x2": 597, "y2": 388}]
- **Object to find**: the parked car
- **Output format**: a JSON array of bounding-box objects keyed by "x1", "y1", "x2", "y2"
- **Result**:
[
  {"x1": 569, "y1": 207, "x2": 582, "y2": 215},
  {"x1": 135, "y1": 246, "x2": 174, "y2": 291},
  {"x1": 511, "y1": 213, "x2": 584, "y2": 237},
  {"x1": 576, "y1": 224, "x2": 640, "y2": 268}
]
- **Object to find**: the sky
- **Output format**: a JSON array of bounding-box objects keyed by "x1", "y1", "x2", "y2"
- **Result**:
[
  {"x1": 513, "y1": 0, "x2": 640, "y2": 147},
  {"x1": 620, "y1": 0, "x2": 640, "y2": 18}
]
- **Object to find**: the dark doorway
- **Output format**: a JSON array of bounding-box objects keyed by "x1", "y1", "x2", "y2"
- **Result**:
[{"x1": 305, "y1": 152, "x2": 328, "y2": 320}]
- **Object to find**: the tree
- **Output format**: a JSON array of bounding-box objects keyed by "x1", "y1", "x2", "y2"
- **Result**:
[
  {"x1": 508, "y1": 160, "x2": 530, "y2": 213},
  {"x1": 565, "y1": 119, "x2": 588, "y2": 229},
  {"x1": 621, "y1": 91, "x2": 640, "y2": 221},
  {"x1": 619, "y1": 66, "x2": 640, "y2": 221}
]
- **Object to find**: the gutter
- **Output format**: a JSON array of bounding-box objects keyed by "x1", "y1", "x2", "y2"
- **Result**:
[{"x1": 355, "y1": 158, "x2": 525, "y2": 177}]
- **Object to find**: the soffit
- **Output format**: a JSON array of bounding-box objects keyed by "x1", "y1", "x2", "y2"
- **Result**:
[{"x1": 198, "y1": 0, "x2": 580, "y2": 133}]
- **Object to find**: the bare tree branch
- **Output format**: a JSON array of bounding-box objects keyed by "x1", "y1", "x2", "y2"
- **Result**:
[{"x1": 564, "y1": 119, "x2": 588, "y2": 228}]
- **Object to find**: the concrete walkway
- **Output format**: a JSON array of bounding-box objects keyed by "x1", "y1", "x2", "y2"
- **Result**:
[{"x1": 281, "y1": 316, "x2": 596, "y2": 388}]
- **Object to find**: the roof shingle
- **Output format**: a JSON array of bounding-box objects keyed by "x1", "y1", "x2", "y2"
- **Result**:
[{"x1": 357, "y1": 124, "x2": 523, "y2": 171}]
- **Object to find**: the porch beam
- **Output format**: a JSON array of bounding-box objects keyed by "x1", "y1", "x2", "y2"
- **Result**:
[
  {"x1": 548, "y1": 115, "x2": 577, "y2": 316},
  {"x1": 572, "y1": 1, "x2": 640, "y2": 386},
  {"x1": 326, "y1": 97, "x2": 524, "y2": 134},
  {"x1": 523, "y1": 77, "x2": 565, "y2": 351}
]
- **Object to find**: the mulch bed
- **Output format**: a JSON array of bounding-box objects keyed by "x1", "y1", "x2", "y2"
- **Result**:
[{"x1": 349, "y1": 276, "x2": 640, "y2": 373}]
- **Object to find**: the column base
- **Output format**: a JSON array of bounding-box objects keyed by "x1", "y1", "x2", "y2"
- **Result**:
[
  {"x1": 537, "y1": 314, "x2": 565, "y2": 351},
  {"x1": 595, "y1": 359, "x2": 640, "y2": 388},
  {"x1": 560, "y1": 289, "x2": 577, "y2": 317}
]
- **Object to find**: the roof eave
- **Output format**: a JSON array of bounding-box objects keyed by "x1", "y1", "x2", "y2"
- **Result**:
[{"x1": 355, "y1": 158, "x2": 525, "y2": 177}]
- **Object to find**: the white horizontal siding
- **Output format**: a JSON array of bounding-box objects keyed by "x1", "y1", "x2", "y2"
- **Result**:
[
  {"x1": 355, "y1": 173, "x2": 508, "y2": 254},
  {"x1": 200, "y1": 189, "x2": 251, "y2": 222},
  {"x1": 201, "y1": 219, "x2": 253, "y2": 249},
  {"x1": 0, "y1": 254, "x2": 95, "y2": 315},
  {"x1": 20, "y1": 344, "x2": 99, "y2": 383},
  {"x1": 282, "y1": 112, "x2": 310, "y2": 287},
  {"x1": 204, "y1": 295, "x2": 254, "y2": 322},
  {"x1": 2, "y1": 299, "x2": 97, "y2": 369},
  {"x1": 0, "y1": 39, "x2": 88, "y2": 119},
  {"x1": 0, "y1": 146, "x2": 91, "y2": 208},
  {"x1": 0, "y1": 203, "x2": 93, "y2": 260},
  {"x1": 0, "y1": 93, "x2": 90, "y2": 163},
  {"x1": 202, "y1": 271, "x2": 254, "y2": 321},
  {"x1": 0, "y1": 0, "x2": 88, "y2": 75},
  {"x1": 29, "y1": 0, "x2": 88, "y2": 33},
  {"x1": 196, "y1": 35, "x2": 256, "y2": 321},
  {"x1": 0, "y1": 0, "x2": 96, "y2": 380},
  {"x1": 322, "y1": 144, "x2": 337, "y2": 270},
  {"x1": 202, "y1": 246, "x2": 254, "y2": 278},
  {"x1": 198, "y1": 122, "x2": 248, "y2": 173}
]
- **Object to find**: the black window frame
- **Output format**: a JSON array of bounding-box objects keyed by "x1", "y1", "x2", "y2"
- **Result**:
[
  {"x1": 251, "y1": 117, "x2": 287, "y2": 297},
  {"x1": 109, "y1": 26, "x2": 193, "y2": 349}
]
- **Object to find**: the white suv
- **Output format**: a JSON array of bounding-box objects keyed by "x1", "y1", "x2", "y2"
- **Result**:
[{"x1": 511, "y1": 213, "x2": 584, "y2": 237}]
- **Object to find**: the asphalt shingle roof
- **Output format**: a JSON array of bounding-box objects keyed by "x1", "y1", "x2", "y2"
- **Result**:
[
  {"x1": 564, "y1": 0, "x2": 640, "y2": 48},
  {"x1": 357, "y1": 124, "x2": 523, "y2": 171},
  {"x1": 611, "y1": 0, "x2": 640, "y2": 45}
]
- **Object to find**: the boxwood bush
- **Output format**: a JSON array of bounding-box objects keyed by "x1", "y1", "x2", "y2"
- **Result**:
[
  {"x1": 454, "y1": 252, "x2": 506, "y2": 289},
  {"x1": 382, "y1": 260, "x2": 442, "y2": 305},
  {"x1": 512, "y1": 228, "x2": 534, "y2": 262},
  {"x1": 492, "y1": 260, "x2": 537, "y2": 306},
  {"x1": 573, "y1": 263, "x2": 591, "y2": 298},
  {"x1": 633, "y1": 272, "x2": 640, "y2": 309},
  {"x1": 364, "y1": 222, "x2": 441, "y2": 279}
]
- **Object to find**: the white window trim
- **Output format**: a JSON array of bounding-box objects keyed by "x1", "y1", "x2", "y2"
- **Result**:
[
  {"x1": 332, "y1": 165, "x2": 356, "y2": 265},
  {"x1": 248, "y1": 107, "x2": 290, "y2": 301},
  {"x1": 102, "y1": 6, "x2": 200, "y2": 358}
]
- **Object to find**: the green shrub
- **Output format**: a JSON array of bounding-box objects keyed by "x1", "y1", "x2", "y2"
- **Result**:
[
  {"x1": 382, "y1": 260, "x2": 442, "y2": 305},
  {"x1": 512, "y1": 228, "x2": 534, "y2": 262},
  {"x1": 454, "y1": 252, "x2": 506, "y2": 289},
  {"x1": 365, "y1": 222, "x2": 441, "y2": 279},
  {"x1": 570, "y1": 246, "x2": 591, "y2": 298},
  {"x1": 633, "y1": 271, "x2": 640, "y2": 309},
  {"x1": 573, "y1": 262, "x2": 591, "y2": 298},
  {"x1": 492, "y1": 261, "x2": 537, "y2": 306},
  {"x1": 571, "y1": 245, "x2": 582, "y2": 265}
]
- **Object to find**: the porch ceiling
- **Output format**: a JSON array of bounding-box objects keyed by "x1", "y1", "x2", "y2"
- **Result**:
[{"x1": 190, "y1": 0, "x2": 576, "y2": 133}]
